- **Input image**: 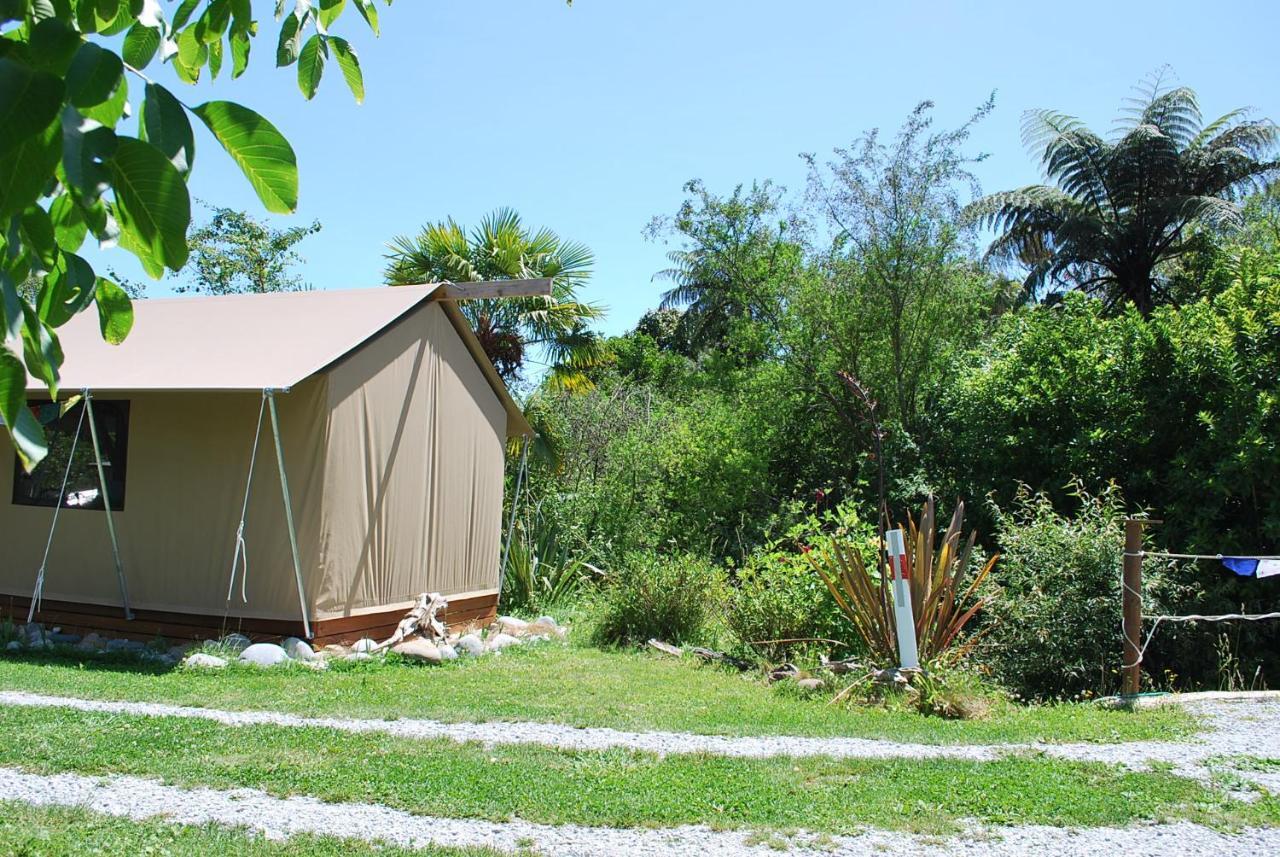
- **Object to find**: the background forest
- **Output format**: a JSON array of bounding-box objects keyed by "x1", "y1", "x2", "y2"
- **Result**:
[{"x1": 500, "y1": 79, "x2": 1280, "y2": 699}]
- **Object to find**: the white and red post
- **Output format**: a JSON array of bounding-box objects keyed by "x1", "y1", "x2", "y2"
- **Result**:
[{"x1": 885, "y1": 528, "x2": 919, "y2": 669}]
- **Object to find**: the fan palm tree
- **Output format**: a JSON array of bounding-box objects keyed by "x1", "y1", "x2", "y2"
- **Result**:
[
  {"x1": 968, "y1": 73, "x2": 1278, "y2": 314},
  {"x1": 385, "y1": 208, "x2": 606, "y2": 390}
]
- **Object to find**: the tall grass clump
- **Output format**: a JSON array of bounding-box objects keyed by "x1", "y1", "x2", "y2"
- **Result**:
[
  {"x1": 501, "y1": 509, "x2": 598, "y2": 615},
  {"x1": 592, "y1": 553, "x2": 723, "y2": 647}
]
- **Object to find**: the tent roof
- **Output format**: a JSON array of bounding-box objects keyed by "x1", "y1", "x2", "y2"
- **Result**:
[{"x1": 24, "y1": 285, "x2": 532, "y2": 436}]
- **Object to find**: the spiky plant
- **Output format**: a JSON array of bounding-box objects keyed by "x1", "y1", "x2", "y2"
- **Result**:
[
  {"x1": 967, "y1": 71, "x2": 1278, "y2": 314},
  {"x1": 385, "y1": 208, "x2": 607, "y2": 390},
  {"x1": 808, "y1": 497, "x2": 996, "y2": 664}
]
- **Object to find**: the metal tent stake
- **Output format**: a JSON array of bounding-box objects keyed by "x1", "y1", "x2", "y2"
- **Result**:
[
  {"x1": 84, "y1": 390, "x2": 133, "y2": 620},
  {"x1": 266, "y1": 389, "x2": 312, "y2": 639}
]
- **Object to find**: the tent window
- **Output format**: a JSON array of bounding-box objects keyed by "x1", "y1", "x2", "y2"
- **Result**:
[{"x1": 11, "y1": 400, "x2": 130, "y2": 511}]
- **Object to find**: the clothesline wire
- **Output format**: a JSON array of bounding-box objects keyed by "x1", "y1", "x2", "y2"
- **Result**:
[
  {"x1": 1124, "y1": 550, "x2": 1280, "y2": 560},
  {"x1": 1120, "y1": 547, "x2": 1279, "y2": 669}
]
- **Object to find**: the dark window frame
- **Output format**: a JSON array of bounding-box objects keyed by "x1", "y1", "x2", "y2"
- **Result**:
[{"x1": 11, "y1": 399, "x2": 131, "y2": 512}]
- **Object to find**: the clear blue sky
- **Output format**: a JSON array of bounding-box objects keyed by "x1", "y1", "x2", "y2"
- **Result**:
[{"x1": 90, "y1": 0, "x2": 1280, "y2": 336}]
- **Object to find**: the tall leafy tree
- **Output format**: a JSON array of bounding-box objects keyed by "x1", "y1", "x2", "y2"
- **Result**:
[
  {"x1": 0, "y1": 0, "x2": 393, "y2": 468},
  {"x1": 645, "y1": 179, "x2": 800, "y2": 358},
  {"x1": 176, "y1": 206, "x2": 321, "y2": 295},
  {"x1": 968, "y1": 73, "x2": 1279, "y2": 314},
  {"x1": 800, "y1": 97, "x2": 1003, "y2": 433},
  {"x1": 384, "y1": 208, "x2": 605, "y2": 390}
]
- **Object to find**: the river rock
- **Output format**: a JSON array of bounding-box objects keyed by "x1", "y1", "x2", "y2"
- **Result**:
[
  {"x1": 351, "y1": 637, "x2": 378, "y2": 654},
  {"x1": 219, "y1": 632, "x2": 252, "y2": 653},
  {"x1": 183, "y1": 653, "x2": 228, "y2": 669},
  {"x1": 437, "y1": 643, "x2": 458, "y2": 660},
  {"x1": 794, "y1": 677, "x2": 826, "y2": 692},
  {"x1": 5, "y1": 640, "x2": 21, "y2": 651},
  {"x1": 496, "y1": 616, "x2": 529, "y2": 635},
  {"x1": 239, "y1": 642, "x2": 289, "y2": 667},
  {"x1": 282, "y1": 637, "x2": 316, "y2": 661},
  {"x1": 485, "y1": 632, "x2": 522, "y2": 652},
  {"x1": 344, "y1": 651, "x2": 373, "y2": 662},
  {"x1": 392, "y1": 638, "x2": 442, "y2": 664},
  {"x1": 455, "y1": 633, "x2": 484, "y2": 656}
]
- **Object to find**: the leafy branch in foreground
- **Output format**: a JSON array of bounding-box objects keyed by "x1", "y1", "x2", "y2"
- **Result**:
[
  {"x1": 808, "y1": 496, "x2": 995, "y2": 664},
  {"x1": 0, "y1": 0, "x2": 392, "y2": 468}
]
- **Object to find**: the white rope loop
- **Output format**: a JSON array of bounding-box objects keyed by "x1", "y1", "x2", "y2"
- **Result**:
[
  {"x1": 1120, "y1": 548, "x2": 1280, "y2": 670},
  {"x1": 226, "y1": 392, "x2": 268, "y2": 605},
  {"x1": 27, "y1": 400, "x2": 89, "y2": 623}
]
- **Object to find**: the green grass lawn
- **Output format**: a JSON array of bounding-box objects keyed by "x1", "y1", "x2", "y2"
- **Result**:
[
  {"x1": 0, "y1": 801, "x2": 511, "y2": 856},
  {"x1": 0, "y1": 704, "x2": 1272, "y2": 835},
  {"x1": 0, "y1": 642, "x2": 1195, "y2": 745}
]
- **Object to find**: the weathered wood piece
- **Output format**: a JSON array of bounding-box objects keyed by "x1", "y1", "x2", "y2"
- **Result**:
[
  {"x1": 433, "y1": 279, "x2": 553, "y2": 301},
  {"x1": 375, "y1": 592, "x2": 448, "y2": 651}
]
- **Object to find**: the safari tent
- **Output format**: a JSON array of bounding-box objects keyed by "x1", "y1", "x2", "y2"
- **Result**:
[{"x1": 0, "y1": 283, "x2": 536, "y2": 644}]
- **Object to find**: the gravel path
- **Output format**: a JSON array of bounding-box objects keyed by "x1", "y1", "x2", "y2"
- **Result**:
[
  {"x1": 1, "y1": 765, "x2": 1276, "y2": 857},
  {"x1": 2, "y1": 690, "x2": 1278, "y2": 783}
]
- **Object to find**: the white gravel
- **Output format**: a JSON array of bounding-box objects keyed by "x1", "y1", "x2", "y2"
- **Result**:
[
  {"x1": 1, "y1": 765, "x2": 1277, "y2": 857},
  {"x1": 2, "y1": 690, "x2": 1278, "y2": 784}
]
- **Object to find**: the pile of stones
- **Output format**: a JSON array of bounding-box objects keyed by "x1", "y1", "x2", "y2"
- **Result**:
[
  {"x1": 3, "y1": 622, "x2": 192, "y2": 666},
  {"x1": 178, "y1": 614, "x2": 567, "y2": 670}
]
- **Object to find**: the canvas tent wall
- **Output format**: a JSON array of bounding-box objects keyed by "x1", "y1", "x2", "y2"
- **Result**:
[{"x1": 0, "y1": 285, "x2": 531, "y2": 643}]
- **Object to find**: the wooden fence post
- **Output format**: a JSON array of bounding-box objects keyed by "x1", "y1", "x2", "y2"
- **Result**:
[{"x1": 1122, "y1": 518, "x2": 1144, "y2": 696}]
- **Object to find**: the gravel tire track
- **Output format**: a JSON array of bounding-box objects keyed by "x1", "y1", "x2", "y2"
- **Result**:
[{"x1": 1, "y1": 766, "x2": 1276, "y2": 857}]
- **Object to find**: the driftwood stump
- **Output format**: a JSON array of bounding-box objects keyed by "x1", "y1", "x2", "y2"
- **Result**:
[{"x1": 374, "y1": 592, "x2": 448, "y2": 651}]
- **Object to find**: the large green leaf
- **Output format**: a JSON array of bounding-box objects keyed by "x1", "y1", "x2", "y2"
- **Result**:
[
  {"x1": 94, "y1": 275, "x2": 132, "y2": 343},
  {"x1": 122, "y1": 21, "x2": 162, "y2": 69},
  {"x1": 329, "y1": 36, "x2": 362, "y2": 104},
  {"x1": 208, "y1": 36, "x2": 223, "y2": 79},
  {"x1": 0, "y1": 57, "x2": 64, "y2": 157},
  {"x1": 20, "y1": 301, "x2": 62, "y2": 398},
  {"x1": 66, "y1": 41, "x2": 123, "y2": 108},
  {"x1": 28, "y1": 16, "x2": 82, "y2": 75},
  {"x1": 61, "y1": 105, "x2": 118, "y2": 198},
  {"x1": 19, "y1": 205, "x2": 58, "y2": 274},
  {"x1": 39, "y1": 249, "x2": 97, "y2": 327},
  {"x1": 0, "y1": 114, "x2": 61, "y2": 220},
  {"x1": 191, "y1": 100, "x2": 298, "y2": 213},
  {"x1": 317, "y1": 0, "x2": 344, "y2": 30},
  {"x1": 78, "y1": 70, "x2": 128, "y2": 126},
  {"x1": 297, "y1": 33, "x2": 326, "y2": 99},
  {"x1": 108, "y1": 136, "x2": 191, "y2": 273},
  {"x1": 140, "y1": 82, "x2": 195, "y2": 177},
  {"x1": 229, "y1": 24, "x2": 251, "y2": 78},
  {"x1": 171, "y1": 0, "x2": 200, "y2": 29},
  {"x1": 173, "y1": 24, "x2": 207, "y2": 83},
  {"x1": 352, "y1": 0, "x2": 378, "y2": 36},
  {"x1": 276, "y1": 10, "x2": 303, "y2": 66},
  {"x1": 0, "y1": 344, "x2": 47, "y2": 471},
  {"x1": 50, "y1": 192, "x2": 88, "y2": 251}
]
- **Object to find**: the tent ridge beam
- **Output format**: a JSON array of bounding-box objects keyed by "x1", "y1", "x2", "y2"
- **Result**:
[{"x1": 431, "y1": 278, "x2": 553, "y2": 301}]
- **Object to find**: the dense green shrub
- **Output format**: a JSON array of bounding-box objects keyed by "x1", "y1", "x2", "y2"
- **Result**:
[
  {"x1": 935, "y1": 277, "x2": 1280, "y2": 557},
  {"x1": 724, "y1": 502, "x2": 870, "y2": 662},
  {"x1": 937, "y1": 272, "x2": 1280, "y2": 688},
  {"x1": 978, "y1": 485, "x2": 1185, "y2": 700},
  {"x1": 591, "y1": 553, "x2": 724, "y2": 647}
]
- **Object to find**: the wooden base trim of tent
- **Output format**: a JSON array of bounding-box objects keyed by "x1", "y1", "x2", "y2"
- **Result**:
[{"x1": 1, "y1": 591, "x2": 499, "y2": 647}]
